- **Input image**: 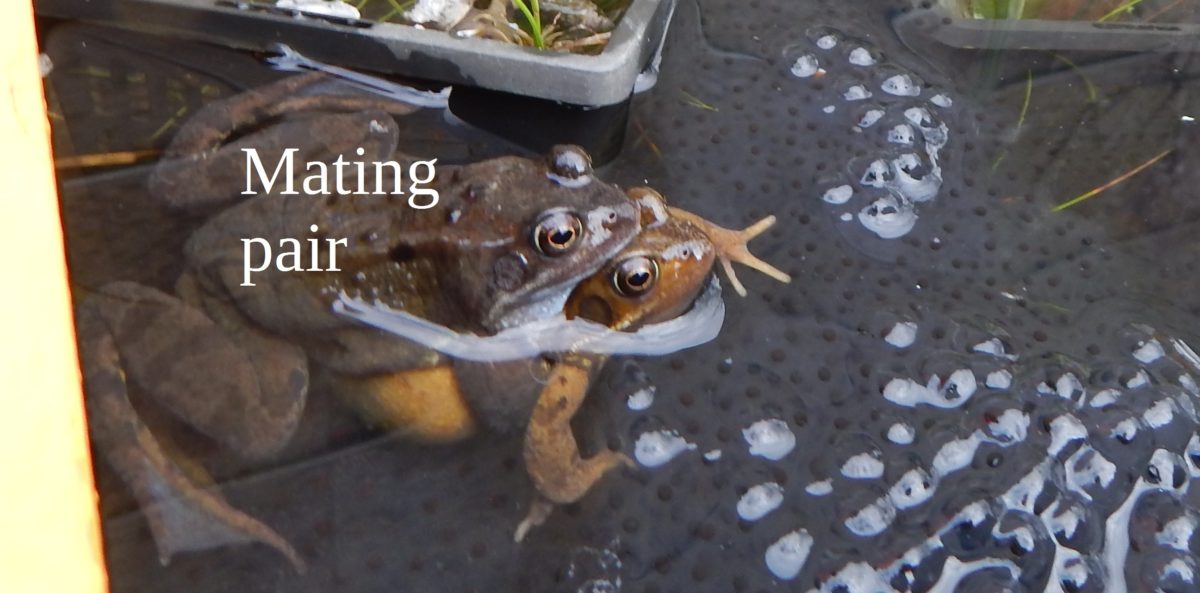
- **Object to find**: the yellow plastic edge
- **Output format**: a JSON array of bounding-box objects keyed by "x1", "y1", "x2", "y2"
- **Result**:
[{"x1": 0, "y1": 3, "x2": 109, "y2": 593}]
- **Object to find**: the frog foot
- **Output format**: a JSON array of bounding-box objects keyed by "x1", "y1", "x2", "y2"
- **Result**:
[
  {"x1": 626, "y1": 187, "x2": 792, "y2": 296},
  {"x1": 83, "y1": 345, "x2": 307, "y2": 572},
  {"x1": 670, "y1": 208, "x2": 792, "y2": 297},
  {"x1": 77, "y1": 284, "x2": 308, "y2": 571}
]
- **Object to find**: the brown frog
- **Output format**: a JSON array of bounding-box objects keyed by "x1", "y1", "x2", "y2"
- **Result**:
[
  {"x1": 512, "y1": 187, "x2": 791, "y2": 538},
  {"x1": 76, "y1": 73, "x2": 641, "y2": 571}
]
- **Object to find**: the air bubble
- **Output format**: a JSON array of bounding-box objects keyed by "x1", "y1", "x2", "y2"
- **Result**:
[
  {"x1": 1048, "y1": 415, "x2": 1087, "y2": 456},
  {"x1": 1065, "y1": 446, "x2": 1116, "y2": 500},
  {"x1": 737, "y1": 482, "x2": 785, "y2": 521},
  {"x1": 843, "y1": 85, "x2": 872, "y2": 101},
  {"x1": 743, "y1": 419, "x2": 796, "y2": 460},
  {"x1": 887, "y1": 422, "x2": 915, "y2": 445},
  {"x1": 1088, "y1": 388, "x2": 1121, "y2": 408},
  {"x1": 764, "y1": 530, "x2": 813, "y2": 580},
  {"x1": 845, "y1": 498, "x2": 896, "y2": 535},
  {"x1": 1157, "y1": 515, "x2": 1197, "y2": 551},
  {"x1": 626, "y1": 386, "x2": 656, "y2": 410},
  {"x1": 1055, "y1": 373, "x2": 1085, "y2": 401},
  {"x1": 973, "y1": 338, "x2": 1016, "y2": 360},
  {"x1": 823, "y1": 185, "x2": 853, "y2": 205},
  {"x1": 790, "y1": 54, "x2": 822, "y2": 78},
  {"x1": 887, "y1": 124, "x2": 915, "y2": 145},
  {"x1": 889, "y1": 468, "x2": 936, "y2": 509},
  {"x1": 860, "y1": 159, "x2": 893, "y2": 188},
  {"x1": 848, "y1": 47, "x2": 877, "y2": 66},
  {"x1": 634, "y1": 430, "x2": 696, "y2": 467},
  {"x1": 858, "y1": 109, "x2": 885, "y2": 128},
  {"x1": 1143, "y1": 399, "x2": 1174, "y2": 428},
  {"x1": 1132, "y1": 339, "x2": 1165, "y2": 363},
  {"x1": 841, "y1": 452, "x2": 885, "y2": 479},
  {"x1": 881, "y1": 74, "x2": 921, "y2": 97},
  {"x1": 986, "y1": 370, "x2": 1013, "y2": 390},
  {"x1": 1125, "y1": 369, "x2": 1150, "y2": 389},
  {"x1": 884, "y1": 321, "x2": 917, "y2": 348},
  {"x1": 985, "y1": 409, "x2": 1030, "y2": 444},
  {"x1": 893, "y1": 153, "x2": 941, "y2": 202},
  {"x1": 932, "y1": 434, "x2": 982, "y2": 476}
]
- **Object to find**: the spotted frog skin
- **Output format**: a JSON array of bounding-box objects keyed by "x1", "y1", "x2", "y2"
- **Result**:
[{"x1": 76, "y1": 73, "x2": 640, "y2": 571}]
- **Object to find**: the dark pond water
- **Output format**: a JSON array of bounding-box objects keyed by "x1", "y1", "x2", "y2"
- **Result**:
[{"x1": 43, "y1": 0, "x2": 1200, "y2": 591}]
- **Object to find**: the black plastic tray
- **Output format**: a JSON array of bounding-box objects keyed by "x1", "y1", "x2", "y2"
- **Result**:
[{"x1": 35, "y1": 0, "x2": 676, "y2": 106}]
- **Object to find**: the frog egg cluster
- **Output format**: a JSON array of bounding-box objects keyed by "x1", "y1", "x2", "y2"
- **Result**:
[
  {"x1": 784, "y1": 27, "x2": 954, "y2": 240},
  {"x1": 794, "y1": 323, "x2": 1200, "y2": 592},
  {"x1": 610, "y1": 284, "x2": 1200, "y2": 593}
]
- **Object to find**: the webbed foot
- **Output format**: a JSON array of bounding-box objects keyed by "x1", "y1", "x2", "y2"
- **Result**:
[
  {"x1": 626, "y1": 187, "x2": 793, "y2": 296},
  {"x1": 77, "y1": 282, "x2": 308, "y2": 571}
]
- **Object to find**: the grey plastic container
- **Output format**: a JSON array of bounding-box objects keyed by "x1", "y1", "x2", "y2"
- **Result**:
[
  {"x1": 35, "y1": 0, "x2": 676, "y2": 107},
  {"x1": 895, "y1": 0, "x2": 1200, "y2": 52}
]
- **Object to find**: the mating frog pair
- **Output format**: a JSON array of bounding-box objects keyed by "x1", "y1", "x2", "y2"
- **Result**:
[{"x1": 77, "y1": 72, "x2": 789, "y2": 571}]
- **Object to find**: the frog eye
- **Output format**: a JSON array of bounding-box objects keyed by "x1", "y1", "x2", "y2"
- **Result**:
[
  {"x1": 533, "y1": 211, "x2": 584, "y2": 255},
  {"x1": 612, "y1": 256, "x2": 658, "y2": 297}
]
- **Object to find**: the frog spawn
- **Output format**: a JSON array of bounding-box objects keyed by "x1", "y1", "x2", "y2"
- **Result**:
[
  {"x1": 594, "y1": 289, "x2": 1200, "y2": 591},
  {"x1": 785, "y1": 28, "x2": 954, "y2": 240},
  {"x1": 736, "y1": 323, "x2": 1200, "y2": 590}
]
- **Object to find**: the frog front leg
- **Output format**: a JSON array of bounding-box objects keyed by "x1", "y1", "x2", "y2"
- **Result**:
[
  {"x1": 77, "y1": 281, "x2": 309, "y2": 571},
  {"x1": 517, "y1": 354, "x2": 632, "y2": 541}
]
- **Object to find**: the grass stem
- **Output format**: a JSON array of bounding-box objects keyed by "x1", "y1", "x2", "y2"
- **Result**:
[
  {"x1": 1097, "y1": 0, "x2": 1146, "y2": 22},
  {"x1": 1051, "y1": 148, "x2": 1172, "y2": 212}
]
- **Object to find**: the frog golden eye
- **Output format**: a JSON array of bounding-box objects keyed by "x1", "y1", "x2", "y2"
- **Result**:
[
  {"x1": 533, "y1": 212, "x2": 584, "y2": 255},
  {"x1": 612, "y1": 256, "x2": 658, "y2": 297}
]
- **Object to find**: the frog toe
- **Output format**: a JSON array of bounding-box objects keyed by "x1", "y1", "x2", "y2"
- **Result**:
[
  {"x1": 530, "y1": 449, "x2": 631, "y2": 504},
  {"x1": 138, "y1": 466, "x2": 307, "y2": 573}
]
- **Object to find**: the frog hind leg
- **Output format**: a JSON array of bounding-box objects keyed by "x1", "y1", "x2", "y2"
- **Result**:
[
  {"x1": 77, "y1": 282, "x2": 307, "y2": 571},
  {"x1": 517, "y1": 357, "x2": 632, "y2": 540}
]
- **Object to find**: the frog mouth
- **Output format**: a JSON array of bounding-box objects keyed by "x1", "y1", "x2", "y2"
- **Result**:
[{"x1": 332, "y1": 277, "x2": 725, "y2": 362}]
